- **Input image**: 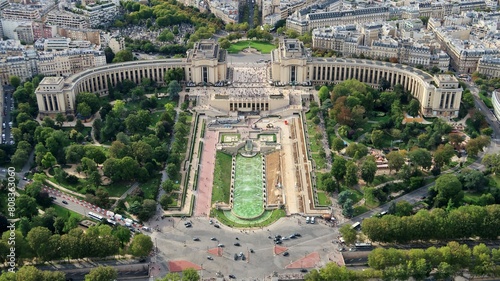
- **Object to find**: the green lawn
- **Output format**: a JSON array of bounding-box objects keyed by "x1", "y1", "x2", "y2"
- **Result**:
[
  {"x1": 344, "y1": 188, "x2": 363, "y2": 204},
  {"x1": 463, "y1": 192, "x2": 482, "y2": 205},
  {"x1": 227, "y1": 40, "x2": 276, "y2": 54},
  {"x1": 101, "y1": 182, "x2": 132, "y2": 197},
  {"x1": 317, "y1": 191, "x2": 331, "y2": 206},
  {"x1": 150, "y1": 111, "x2": 164, "y2": 126},
  {"x1": 51, "y1": 204, "x2": 83, "y2": 220},
  {"x1": 312, "y1": 154, "x2": 327, "y2": 170},
  {"x1": 139, "y1": 175, "x2": 161, "y2": 200},
  {"x1": 48, "y1": 176, "x2": 131, "y2": 198},
  {"x1": 212, "y1": 209, "x2": 285, "y2": 227},
  {"x1": 353, "y1": 205, "x2": 370, "y2": 217},
  {"x1": 479, "y1": 92, "x2": 493, "y2": 108},
  {"x1": 212, "y1": 152, "x2": 233, "y2": 203}
]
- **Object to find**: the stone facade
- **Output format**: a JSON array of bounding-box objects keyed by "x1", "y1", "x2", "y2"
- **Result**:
[
  {"x1": 35, "y1": 40, "x2": 462, "y2": 119},
  {"x1": 271, "y1": 39, "x2": 462, "y2": 118}
]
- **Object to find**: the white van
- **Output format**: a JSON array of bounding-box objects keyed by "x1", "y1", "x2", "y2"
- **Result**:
[
  {"x1": 142, "y1": 226, "x2": 151, "y2": 232},
  {"x1": 311, "y1": 217, "x2": 316, "y2": 224},
  {"x1": 306, "y1": 217, "x2": 310, "y2": 223}
]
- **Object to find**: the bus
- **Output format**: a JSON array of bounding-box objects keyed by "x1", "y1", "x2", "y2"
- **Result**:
[
  {"x1": 88, "y1": 212, "x2": 103, "y2": 222},
  {"x1": 355, "y1": 243, "x2": 373, "y2": 249},
  {"x1": 351, "y1": 222, "x2": 361, "y2": 230}
]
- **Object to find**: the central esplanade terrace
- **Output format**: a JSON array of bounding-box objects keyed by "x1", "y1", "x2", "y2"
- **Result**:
[{"x1": 36, "y1": 39, "x2": 463, "y2": 118}]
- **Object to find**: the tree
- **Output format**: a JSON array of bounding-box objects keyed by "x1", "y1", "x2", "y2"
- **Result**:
[
  {"x1": 159, "y1": 273, "x2": 182, "y2": 281},
  {"x1": 339, "y1": 224, "x2": 357, "y2": 245},
  {"x1": 337, "y1": 190, "x2": 351, "y2": 205},
  {"x1": 361, "y1": 157, "x2": 377, "y2": 184},
  {"x1": 344, "y1": 161, "x2": 358, "y2": 186},
  {"x1": 138, "y1": 199, "x2": 157, "y2": 221},
  {"x1": 55, "y1": 113, "x2": 66, "y2": 127},
  {"x1": 466, "y1": 135, "x2": 490, "y2": 157},
  {"x1": 129, "y1": 234, "x2": 154, "y2": 257},
  {"x1": 77, "y1": 102, "x2": 92, "y2": 118},
  {"x1": 76, "y1": 92, "x2": 101, "y2": 114},
  {"x1": 394, "y1": 201, "x2": 413, "y2": 217},
  {"x1": 371, "y1": 130, "x2": 385, "y2": 148},
  {"x1": 181, "y1": 268, "x2": 200, "y2": 281},
  {"x1": 26, "y1": 227, "x2": 52, "y2": 260},
  {"x1": 408, "y1": 148, "x2": 432, "y2": 170},
  {"x1": 431, "y1": 174, "x2": 463, "y2": 207},
  {"x1": 9, "y1": 76, "x2": 21, "y2": 88},
  {"x1": 219, "y1": 39, "x2": 230, "y2": 49},
  {"x1": 331, "y1": 156, "x2": 347, "y2": 182},
  {"x1": 85, "y1": 266, "x2": 117, "y2": 281},
  {"x1": 318, "y1": 86, "x2": 330, "y2": 103},
  {"x1": 433, "y1": 144, "x2": 455, "y2": 168},
  {"x1": 483, "y1": 153, "x2": 500, "y2": 174},
  {"x1": 41, "y1": 152, "x2": 57, "y2": 169},
  {"x1": 160, "y1": 194, "x2": 173, "y2": 209},
  {"x1": 407, "y1": 99, "x2": 420, "y2": 117},
  {"x1": 342, "y1": 199, "x2": 354, "y2": 218},
  {"x1": 457, "y1": 169, "x2": 487, "y2": 192},
  {"x1": 331, "y1": 137, "x2": 345, "y2": 152},
  {"x1": 16, "y1": 195, "x2": 38, "y2": 218},
  {"x1": 161, "y1": 179, "x2": 177, "y2": 193},
  {"x1": 167, "y1": 80, "x2": 181, "y2": 100},
  {"x1": 104, "y1": 47, "x2": 115, "y2": 63},
  {"x1": 345, "y1": 143, "x2": 368, "y2": 159},
  {"x1": 113, "y1": 225, "x2": 131, "y2": 247},
  {"x1": 113, "y1": 49, "x2": 134, "y2": 63},
  {"x1": 166, "y1": 163, "x2": 178, "y2": 180},
  {"x1": 386, "y1": 151, "x2": 405, "y2": 173},
  {"x1": 11, "y1": 266, "x2": 66, "y2": 281}
]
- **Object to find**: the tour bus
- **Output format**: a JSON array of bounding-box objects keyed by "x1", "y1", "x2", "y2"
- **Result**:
[
  {"x1": 88, "y1": 212, "x2": 103, "y2": 222},
  {"x1": 351, "y1": 222, "x2": 361, "y2": 230},
  {"x1": 355, "y1": 242, "x2": 373, "y2": 249}
]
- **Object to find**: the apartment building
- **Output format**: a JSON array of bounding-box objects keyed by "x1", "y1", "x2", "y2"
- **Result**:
[
  {"x1": 287, "y1": 6, "x2": 393, "y2": 34},
  {"x1": 1, "y1": 7, "x2": 40, "y2": 20},
  {"x1": 207, "y1": 0, "x2": 239, "y2": 24},
  {"x1": 312, "y1": 23, "x2": 449, "y2": 69},
  {"x1": 32, "y1": 21, "x2": 56, "y2": 40},
  {"x1": 286, "y1": 0, "x2": 488, "y2": 35},
  {"x1": 82, "y1": 1, "x2": 118, "y2": 28},
  {"x1": 0, "y1": 56, "x2": 35, "y2": 83},
  {"x1": 14, "y1": 23, "x2": 34, "y2": 44},
  {"x1": 431, "y1": 21, "x2": 500, "y2": 74},
  {"x1": 37, "y1": 49, "x2": 106, "y2": 77},
  {"x1": 477, "y1": 56, "x2": 500, "y2": 78},
  {"x1": 108, "y1": 37, "x2": 125, "y2": 54},
  {"x1": 45, "y1": 11, "x2": 89, "y2": 29},
  {"x1": 0, "y1": 48, "x2": 106, "y2": 82}
]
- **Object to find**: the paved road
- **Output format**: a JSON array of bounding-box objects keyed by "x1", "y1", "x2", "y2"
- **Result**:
[
  {"x1": 469, "y1": 84, "x2": 500, "y2": 138},
  {"x1": 151, "y1": 216, "x2": 342, "y2": 279},
  {"x1": 2, "y1": 86, "x2": 15, "y2": 145}
]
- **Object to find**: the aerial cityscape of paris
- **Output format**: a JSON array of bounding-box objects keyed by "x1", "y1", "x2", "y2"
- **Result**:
[{"x1": 0, "y1": 0, "x2": 500, "y2": 280}]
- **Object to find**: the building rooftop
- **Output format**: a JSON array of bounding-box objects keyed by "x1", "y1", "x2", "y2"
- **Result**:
[
  {"x1": 191, "y1": 40, "x2": 219, "y2": 60},
  {"x1": 40, "y1": 77, "x2": 64, "y2": 85}
]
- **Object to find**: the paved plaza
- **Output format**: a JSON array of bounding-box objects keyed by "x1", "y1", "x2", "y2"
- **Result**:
[{"x1": 151, "y1": 215, "x2": 343, "y2": 279}]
